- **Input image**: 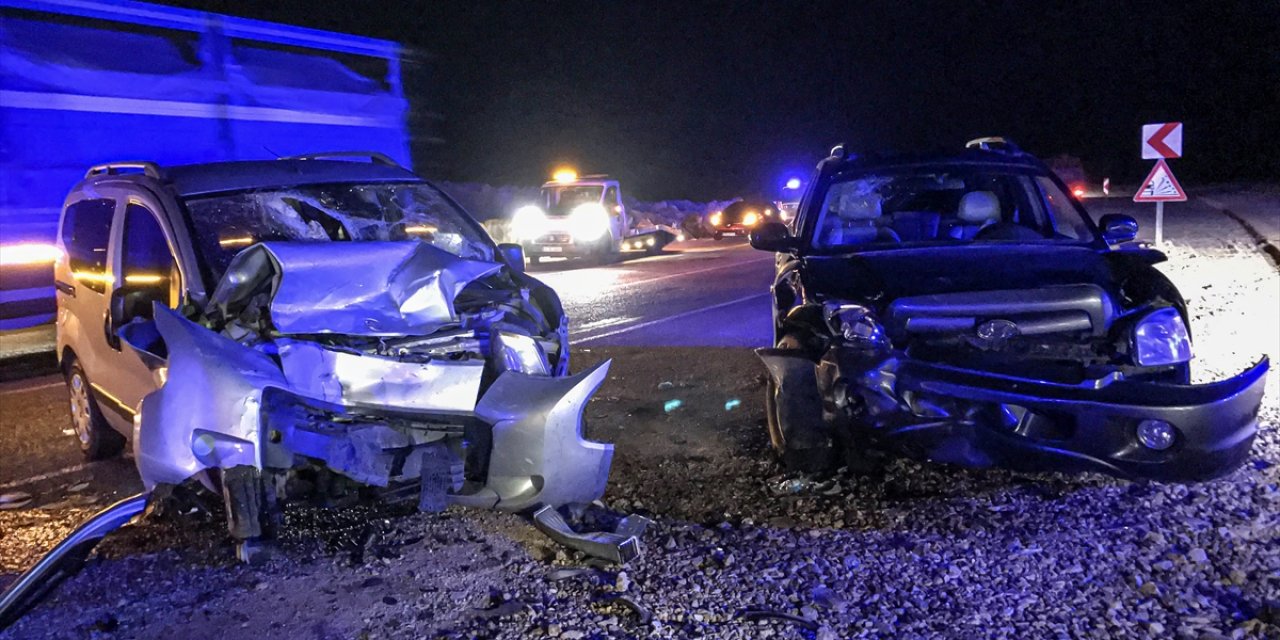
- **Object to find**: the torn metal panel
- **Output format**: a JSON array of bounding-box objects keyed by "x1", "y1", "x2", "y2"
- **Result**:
[
  {"x1": 209, "y1": 241, "x2": 503, "y2": 336},
  {"x1": 473, "y1": 361, "x2": 614, "y2": 510},
  {"x1": 276, "y1": 339, "x2": 485, "y2": 412},
  {"x1": 133, "y1": 307, "x2": 285, "y2": 490},
  {"x1": 0, "y1": 493, "x2": 147, "y2": 632},
  {"x1": 531, "y1": 505, "x2": 643, "y2": 564}
]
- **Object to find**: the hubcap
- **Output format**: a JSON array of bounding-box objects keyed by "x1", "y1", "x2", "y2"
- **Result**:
[{"x1": 68, "y1": 373, "x2": 92, "y2": 447}]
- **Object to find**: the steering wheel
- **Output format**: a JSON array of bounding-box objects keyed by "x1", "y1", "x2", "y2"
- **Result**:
[{"x1": 974, "y1": 222, "x2": 1043, "y2": 241}]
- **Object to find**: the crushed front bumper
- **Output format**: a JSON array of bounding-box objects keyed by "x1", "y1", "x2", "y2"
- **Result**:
[
  {"x1": 889, "y1": 358, "x2": 1269, "y2": 481},
  {"x1": 762, "y1": 345, "x2": 1269, "y2": 481},
  {"x1": 135, "y1": 307, "x2": 612, "y2": 512}
]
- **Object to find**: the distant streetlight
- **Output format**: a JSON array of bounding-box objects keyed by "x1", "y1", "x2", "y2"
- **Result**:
[{"x1": 784, "y1": 177, "x2": 802, "y2": 190}]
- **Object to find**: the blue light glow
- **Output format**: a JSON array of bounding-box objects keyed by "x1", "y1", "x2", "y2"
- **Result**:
[
  {"x1": 663, "y1": 399, "x2": 683, "y2": 413},
  {"x1": 724, "y1": 398, "x2": 741, "y2": 411}
]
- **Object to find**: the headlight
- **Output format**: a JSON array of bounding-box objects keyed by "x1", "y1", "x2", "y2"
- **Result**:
[
  {"x1": 494, "y1": 331, "x2": 550, "y2": 375},
  {"x1": 709, "y1": 211, "x2": 723, "y2": 226},
  {"x1": 743, "y1": 212, "x2": 760, "y2": 226},
  {"x1": 569, "y1": 203, "x2": 609, "y2": 241},
  {"x1": 823, "y1": 302, "x2": 889, "y2": 349},
  {"x1": 1132, "y1": 307, "x2": 1192, "y2": 366},
  {"x1": 512, "y1": 205, "x2": 547, "y2": 241}
]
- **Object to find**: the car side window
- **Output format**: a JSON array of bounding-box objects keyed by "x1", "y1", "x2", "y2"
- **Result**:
[
  {"x1": 61, "y1": 198, "x2": 116, "y2": 293},
  {"x1": 1035, "y1": 177, "x2": 1092, "y2": 240},
  {"x1": 120, "y1": 203, "x2": 180, "y2": 316}
]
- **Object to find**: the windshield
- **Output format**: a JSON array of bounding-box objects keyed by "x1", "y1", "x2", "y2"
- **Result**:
[
  {"x1": 810, "y1": 166, "x2": 1095, "y2": 251},
  {"x1": 185, "y1": 182, "x2": 494, "y2": 282},
  {"x1": 542, "y1": 185, "x2": 602, "y2": 215}
]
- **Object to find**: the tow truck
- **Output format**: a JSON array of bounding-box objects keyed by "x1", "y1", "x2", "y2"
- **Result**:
[{"x1": 512, "y1": 169, "x2": 676, "y2": 263}]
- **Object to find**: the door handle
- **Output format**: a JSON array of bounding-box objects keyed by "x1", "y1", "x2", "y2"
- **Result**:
[{"x1": 55, "y1": 280, "x2": 76, "y2": 297}]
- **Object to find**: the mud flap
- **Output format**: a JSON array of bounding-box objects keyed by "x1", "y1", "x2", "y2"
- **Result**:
[{"x1": 756, "y1": 348, "x2": 831, "y2": 464}]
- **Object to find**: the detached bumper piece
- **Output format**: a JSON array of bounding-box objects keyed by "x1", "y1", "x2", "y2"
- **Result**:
[
  {"x1": 882, "y1": 357, "x2": 1269, "y2": 481},
  {"x1": 531, "y1": 505, "x2": 650, "y2": 564}
]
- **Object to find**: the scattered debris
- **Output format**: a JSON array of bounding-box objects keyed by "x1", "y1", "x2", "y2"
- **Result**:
[
  {"x1": 0, "y1": 492, "x2": 33, "y2": 510},
  {"x1": 736, "y1": 606, "x2": 820, "y2": 631},
  {"x1": 531, "y1": 505, "x2": 649, "y2": 564}
]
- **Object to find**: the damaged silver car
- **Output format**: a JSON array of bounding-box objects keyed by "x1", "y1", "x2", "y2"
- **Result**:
[{"x1": 53, "y1": 153, "x2": 613, "y2": 552}]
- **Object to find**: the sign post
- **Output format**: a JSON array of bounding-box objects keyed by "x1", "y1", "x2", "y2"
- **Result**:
[{"x1": 1135, "y1": 123, "x2": 1186, "y2": 247}]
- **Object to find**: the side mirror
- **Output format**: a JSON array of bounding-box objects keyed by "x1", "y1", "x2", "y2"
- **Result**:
[
  {"x1": 1099, "y1": 214, "x2": 1138, "y2": 244},
  {"x1": 497, "y1": 243, "x2": 525, "y2": 273},
  {"x1": 750, "y1": 221, "x2": 797, "y2": 252}
]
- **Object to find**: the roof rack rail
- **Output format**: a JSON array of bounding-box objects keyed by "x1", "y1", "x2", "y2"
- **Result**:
[
  {"x1": 283, "y1": 151, "x2": 402, "y2": 167},
  {"x1": 85, "y1": 162, "x2": 164, "y2": 180},
  {"x1": 965, "y1": 137, "x2": 1023, "y2": 153}
]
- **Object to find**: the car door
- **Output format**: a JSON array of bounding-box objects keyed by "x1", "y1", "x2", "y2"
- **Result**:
[
  {"x1": 99, "y1": 198, "x2": 184, "y2": 427},
  {"x1": 56, "y1": 194, "x2": 121, "y2": 412}
]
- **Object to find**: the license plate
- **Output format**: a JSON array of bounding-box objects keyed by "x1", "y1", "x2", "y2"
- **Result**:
[{"x1": 541, "y1": 246, "x2": 563, "y2": 252}]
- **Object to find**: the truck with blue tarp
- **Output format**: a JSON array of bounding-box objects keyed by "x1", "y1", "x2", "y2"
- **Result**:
[{"x1": 0, "y1": 0, "x2": 411, "y2": 329}]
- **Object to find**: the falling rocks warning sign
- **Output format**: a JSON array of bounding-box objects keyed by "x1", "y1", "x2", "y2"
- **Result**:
[{"x1": 1134, "y1": 159, "x2": 1187, "y2": 203}]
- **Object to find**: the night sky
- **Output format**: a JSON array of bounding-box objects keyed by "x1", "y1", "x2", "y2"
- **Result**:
[{"x1": 173, "y1": 1, "x2": 1278, "y2": 201}]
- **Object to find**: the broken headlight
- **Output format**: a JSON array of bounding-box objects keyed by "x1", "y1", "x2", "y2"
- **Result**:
[
  {"x1": 1132, "y1": 307, "x2": 1193, "y2": 366},
  {"x1": 823, "y1": 302, "x2": 889, "y2": 349},
  {"x1": 494, "y1": 330, "x2": 551, "y2": 375}
]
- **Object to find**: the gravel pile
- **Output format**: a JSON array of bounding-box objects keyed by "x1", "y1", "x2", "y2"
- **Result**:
[{"x1": 2, "y1": 241, "x2": 1277, "y2": 639}]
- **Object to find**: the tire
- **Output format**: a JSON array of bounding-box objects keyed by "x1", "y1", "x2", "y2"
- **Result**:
[
  {"x1": 763, "y1": 335, "x2": 835, "y2": 473},
  {"x1": 65, "y1": 360, "x2": 126, "y2": 460},
  {"x1": 713, "y1": 231, "x2": 724, "y2": 241}
]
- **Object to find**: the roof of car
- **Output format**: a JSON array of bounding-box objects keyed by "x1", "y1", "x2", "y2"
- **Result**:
[
  {"x1": 161, "y1": 159, "x2": 422, "y2": 197},
  {"x1": 829, "y1": 148, "x2": 1047, "y2": 173}
]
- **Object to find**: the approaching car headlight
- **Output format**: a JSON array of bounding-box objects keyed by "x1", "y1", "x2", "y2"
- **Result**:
[
  {"x1": 823, "y1": 302, "x2": 889, "y2": 349},
  {"x1": 495, "y1": 330, "x2": 550, "y2": 375},
  {"x1": 1132, "y1": 307, "x2": 1192, "y2": 366},
  {"x1": 743, "y1": 211, "x2": 760, "y2": 226},
  {"x1": 709, "y1": 211, "x2": 723, "y2": 226},
  {"x1": 569, "y1": 203, "x2": 610, "y2": 241},
  {"x1": 512, "y1": 205, "x2": 547, "y2": 241}
]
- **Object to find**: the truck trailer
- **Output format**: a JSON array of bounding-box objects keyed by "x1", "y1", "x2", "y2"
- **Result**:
[{"x1": 0, "y1": 0, "x2": 411, "y2": 329}]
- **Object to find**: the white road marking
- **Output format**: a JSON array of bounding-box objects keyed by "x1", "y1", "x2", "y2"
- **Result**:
[
  {"x1": 575, "y1": 292, "x2": 771, "y2": 344},
  {"x1": 0, "y1": 462, "x2": 94, "y2": 491},
  {"x1": 0, "y1": 379, "x2": 64, "y2": 396},
  {"x1": 576, "y1": 316, "x2": 638, "y2": 332},
  {"x1": 605, "y1": 254, "x2": 773, "y2": 289}
]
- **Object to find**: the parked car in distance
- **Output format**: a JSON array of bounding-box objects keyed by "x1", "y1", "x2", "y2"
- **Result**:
[{"x1": 709, "y1": 200, "x2": 779, "y2": 239}]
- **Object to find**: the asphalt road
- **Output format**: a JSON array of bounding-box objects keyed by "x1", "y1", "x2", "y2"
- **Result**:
[{"x1": 532, "y1": 237, "x2": 775, "y2": 347}]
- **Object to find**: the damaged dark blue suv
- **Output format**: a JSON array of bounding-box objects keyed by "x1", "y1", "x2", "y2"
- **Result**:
[{"x1": 750, "y1": 138, "x2": 1268, "y2": 481}]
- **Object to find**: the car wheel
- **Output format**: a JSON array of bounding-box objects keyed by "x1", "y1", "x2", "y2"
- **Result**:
[
  {"x1": 713, "y1": 231, "x2": 724, "y2": 241},
  {"x1": 65, "y1": 360, "x2": 125, "y2": 460},
  {"x1": 763, "y1": 335, "x2": 835, "y2": 473}
]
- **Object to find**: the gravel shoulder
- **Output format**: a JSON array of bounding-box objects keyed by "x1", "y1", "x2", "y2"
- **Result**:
[{"x1": 2, "y1": 242, "x2": 1278, "y2": 640}]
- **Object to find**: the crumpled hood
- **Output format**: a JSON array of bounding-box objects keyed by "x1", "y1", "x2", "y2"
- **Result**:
[{"x1": 208, "y1": 241, "x2": 504, "y2": 336}]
